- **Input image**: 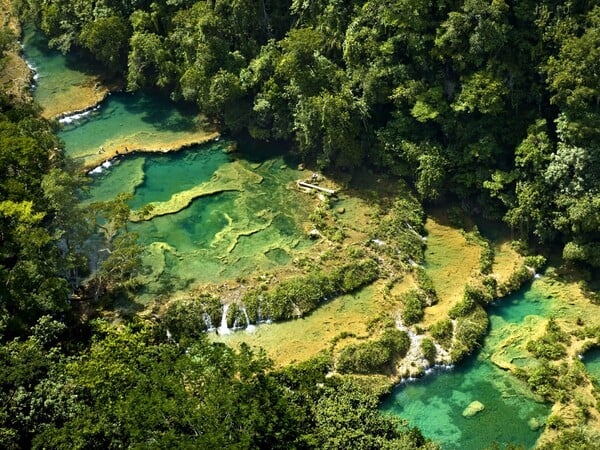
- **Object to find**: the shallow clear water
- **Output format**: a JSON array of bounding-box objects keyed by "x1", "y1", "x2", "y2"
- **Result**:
[
  {"x1": 22, "y1": 27, "x2": 104, "y2": 118},
  {"x1": 582, "y1": 347, "x2": 600, "y2": 382},
  {"x1": 82, "y1": 135, "x2": 313, "y2": 300},
  {"x1": 86, "y1": 143, "x2": 230, "y2": 209},
  {"x1": 381, "y1": 283, "x2": 552, "y2": 449},
  {"x1": 125, "y1": 153, "x2": 313, "y2": 298},
  {"x1": 59, "y1": 91, "x2": 207, "y2": 165}
]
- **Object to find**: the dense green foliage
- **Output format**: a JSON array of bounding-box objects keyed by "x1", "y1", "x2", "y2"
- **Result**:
[
  {"x1": 526, "y1": 318, "x2": 570, "y2": 360},
  {"x1": 0, "y1": 94, "x2": 76, "y2": 338},
  {"x1": 337, "y1": 327, "x2": 410, "y2": 374},
  {"x1": 401, "y1": 289, "x2": 426, "y2": 326},
  {"x1": 242, "y1": 257, "x2": 379, "y2": 322},
  {"x1": 450, "y1": 305, "x2": 489, "y2": 362},
  {"x1": 429, "y1": 318, "x2": 453, "y2": 349},
  {"x1": 420, "y1": 337, "x2": 437, "y2": 364},
  {"x1": 1, "y1": 318, "x2": 439, "y2": 449},
  {"x1": 17, "y1": 0, "x2": 600, "y2": 269}
]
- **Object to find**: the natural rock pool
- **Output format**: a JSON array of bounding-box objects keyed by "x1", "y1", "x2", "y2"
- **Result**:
[
  {"x1": 24, "y1": 27, "x2": 314, "y2": 302},
  {"x1": 380, "y1": 282, "x2": 553, "y2": 449},
  {"x1": 29, "y1": 26, "x2": 596, "y2": 449},
  {"x1": 582, "y1": 347, "x2": 600, "y2": 382}
]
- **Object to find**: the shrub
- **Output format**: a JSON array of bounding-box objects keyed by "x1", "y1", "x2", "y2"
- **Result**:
[
  {"x1": 379, "y1": 328, "x2": 410, "y2": 357},
  {"x1": 498, "y1": 264, "x2": 532, "y2": 296},
  {"x1": 448, "y1": 296, "x2": 475, "y2": 319},
  {"x1": 526, "y1": 361, "x2": 559, "y2": 400},
  {"x1": 463, "y1": 284, "x2": 493, "y2": 305},
  {"x1": 464, "y1": 228, "x2": 494, "y2": 274},
  {"x1": 373, "y1": 189, "x2": 426, "y2": 262},
  {"x1": 162, "y1": 294, "x2": 221, "y2": 338},
  {"x1": 524, "y1": 255, "x2": 546, "y2": 272},
  {"x1": 226, "y1": 303, "x2": 246, "y2": 328},
  {"x1": 401, "y1": 289, "x2": 425, "y2": 325},
  {"x1": 242, "y1": 288, "x2": 261, "y2": 323},
  {"x1": 334, "y1": 258, "x2": 379, "y2": 292},
  {"x1": 429, "y1": 319, "x2": 453, "y2": 348},
  {"x1": 337, "y1": 341, "x2": 392, "y2": 374},
  {"x1": 337, "y1": 328, "x2": 409, "y2": 374},
  {"x1": 526, "y1": 318, "x2": 570, "y2": 360},
  {"x1": 421, "y1": 338, "x2": 436, "y2": 363},
  {"x1": 448, "y1": 283, "x2": 492, "y2": 319},
  {"x1": 482, "y1": 275, "x2": 497, "y2": 297},
  {"x1": 414, "y1": 267, "x2": 438, "y2": 304},
  {"x1": 451, "y1": 307, "x2": 488, "y2": 361}
]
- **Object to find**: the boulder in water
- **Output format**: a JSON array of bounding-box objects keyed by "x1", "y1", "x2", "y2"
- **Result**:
[
  {"x1": 528, "y1": 417, "x2": 543, "y2": 431},
  {"x1": 462, "y1": 400, "x2": 485, "y2": 418}
]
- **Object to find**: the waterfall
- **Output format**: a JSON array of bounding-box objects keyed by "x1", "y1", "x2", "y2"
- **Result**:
[
  {"x1": 202, "y1": 312, "x2": 215, "y2": 331},
  {"x1": 407, "y1": 257, "x2": 419, "y2": 267},
  {"x1": 406, "y1": 222, "x2": 427, "y2": 241},
  {"x1": 257, "y1": 304, "x2": 263, "y2": 323},
  {"x1": 217, "y1": 304, "x2": 230, "y2": 335},
  {"x1": 242, "y1": 307, "x2": 256, "y2": 333}
]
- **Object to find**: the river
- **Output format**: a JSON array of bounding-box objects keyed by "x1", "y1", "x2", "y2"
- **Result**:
[
  {"x1": 23, "y1": 27, "x2": 314, "y2": 303},
  {"x1": 24, "y1": 26, "x2": 596, "y2": 449},
  {"x1": 381, "y1": 281, "x2": 552, "y2": 449}
]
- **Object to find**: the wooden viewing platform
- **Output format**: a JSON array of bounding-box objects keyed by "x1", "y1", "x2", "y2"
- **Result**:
[{"x1": 296, "y1": 180, "x2": 337, "y2": 195}]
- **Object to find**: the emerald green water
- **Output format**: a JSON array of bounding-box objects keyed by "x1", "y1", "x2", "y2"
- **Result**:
[
  {"x1": 81, "y1": 130, "x2": 312, "y2": 299},
  {"x1": 23, "y1": 27, "x2": 313, "y2": 302},
  {"x1": 126, "y1": 154, "x2": 312, "y2": 298},
  {"x1": 22, "y1": 27, "x2": 104, "y2": 118},
  {"x1": 381, "y1": 283, "x2": 552, "y2": 449},
  {"x1": 583, "y1": 348, "x2": 600, "y2": 382},
  {"x1": 59, "y1": 91, "x2": 208, "y2": 165},
  {"x1": 85, "y1": 143, "x2": 230, "y2": 207}
]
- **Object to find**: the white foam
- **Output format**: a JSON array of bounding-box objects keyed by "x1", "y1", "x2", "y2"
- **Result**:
[
  {"x1": 87, "y1": 159, "x2": 113, "y2": 175},
  {"x1": 59, "y1": 105, "x2": 100, "y2": 124}
]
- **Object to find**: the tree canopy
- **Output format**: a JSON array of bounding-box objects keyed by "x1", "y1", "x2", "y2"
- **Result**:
[{"x1": 17, "y1": 0, "x2": 600, "y2": 268}]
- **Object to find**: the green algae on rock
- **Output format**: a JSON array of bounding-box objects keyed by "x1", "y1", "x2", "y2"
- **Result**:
[{"x1": 130, "y1": 161, "x2": 263, "y2": 221}]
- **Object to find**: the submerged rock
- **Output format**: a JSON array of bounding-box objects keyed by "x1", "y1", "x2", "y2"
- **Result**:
[
  {"x1": 462, "y1": 400, "x2": 485, "y2": 417},
  {"x1": 528, "y1": 417, "x2": 544, "y2": 431}
]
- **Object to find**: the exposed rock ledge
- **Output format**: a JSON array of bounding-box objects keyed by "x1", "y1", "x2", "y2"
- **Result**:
[{"x1": 130, "y1": 161, "x2": 263, "y2": 221}]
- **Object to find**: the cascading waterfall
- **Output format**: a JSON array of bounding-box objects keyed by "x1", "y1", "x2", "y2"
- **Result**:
[
  {"x1": 242, "y1": 306, "x2": 256, "y2": 333},
  {"x1": 202, "y1": 312, "x2": 215, "y2": 331},
  {"x1": 217, "y1": 304, "x2": 230, "y2": 335}
]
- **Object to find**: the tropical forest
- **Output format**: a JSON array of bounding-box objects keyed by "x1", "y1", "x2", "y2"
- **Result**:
[{"x1": 1, "y1": 0, "x2": 600, "y2": 448}]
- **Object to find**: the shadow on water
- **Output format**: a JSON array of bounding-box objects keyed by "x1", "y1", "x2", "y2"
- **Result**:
[
  {"x1": 121, "y1": 92, "x2": 201, "y2": 132},
  {"x1": 233, "y1": 133, "x2": 301, "y2": 167},
  {"x1": 582, "y1": 347, "x2": 600, "y2": 382},
  {"x1": 24, "y1": 26, "x2": 102, "y2": 77}
]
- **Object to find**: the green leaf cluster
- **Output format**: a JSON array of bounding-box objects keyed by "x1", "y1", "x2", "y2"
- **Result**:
[
  {"x1": 243, "y1": 258, "x2": 379, "y2": 323},
  {"x1": 337, "y1": 328, "x2": 410, "y2": 374}
]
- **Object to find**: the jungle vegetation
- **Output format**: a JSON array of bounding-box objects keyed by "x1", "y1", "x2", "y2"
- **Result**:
[
  {"x1": 2, "y1": 0, "x2": 600, "y2": 448},
  {"x1": 15, "y1": 0, "x2": 600, "y2": 271}
]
